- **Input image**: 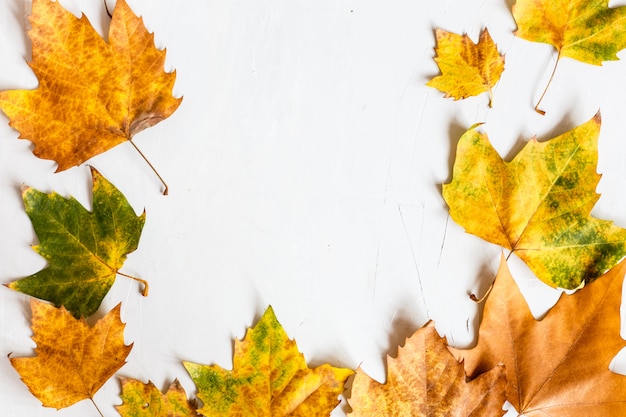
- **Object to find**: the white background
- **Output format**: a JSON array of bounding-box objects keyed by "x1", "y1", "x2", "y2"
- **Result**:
[{"x1": 2, "y1": 0, "x2": 626, "y2": 415}]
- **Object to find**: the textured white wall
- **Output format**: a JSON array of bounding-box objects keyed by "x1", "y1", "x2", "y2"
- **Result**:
[{"x1": 2, "y1": 0, "x2": 626, "y2": 415}]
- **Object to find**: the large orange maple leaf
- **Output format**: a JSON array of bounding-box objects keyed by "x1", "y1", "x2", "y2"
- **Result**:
[
  {"x1": 452, "y1": 254, "x2": 626, "y2": 416},
  {"x1": 0, "y1": 0, "x2": 181, "y2": 172}
]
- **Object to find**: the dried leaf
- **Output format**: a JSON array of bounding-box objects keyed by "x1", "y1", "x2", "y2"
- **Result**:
[
  {"x1": 348, "y1": 321, "x2": 506, "y2": 416},
  {"x1": 442, "y1": 113, "x2": 626, "y2": 289},
  {"x1": 9, "y1": 300, "x2": 132, "y2": 409},
  {"x1": 427, "y1": 28, "x2": 504, "y2": 106},
  {"x1": 0, "y1": 0, "x2": 181, "y2": 171},
  {"x1": 7, "y1": 167, "x2": 146, "y2": 318},
  {"x1": 116, "y1": 377, "x2": 200, "y2": 417},
  {"x1": 183, "y1": 306, "x2": 353, "y2": 417},
  {"x1": 513, "y1": 0, "x2": 626, "y2": 65},
  {"x1": 512, "y1": 0, "x2": 626, "y2": 112},
  {"x1": 452, "y1": 254, "x2": 626, "y2": 415}
]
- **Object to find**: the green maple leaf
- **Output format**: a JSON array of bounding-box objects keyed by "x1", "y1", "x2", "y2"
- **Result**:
[{"x1": 7, "y1": 167, "x2": 146, "y2": 318}]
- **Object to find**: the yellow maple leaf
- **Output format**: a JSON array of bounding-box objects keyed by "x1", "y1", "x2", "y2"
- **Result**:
[
  {"x1": 427, "y1": 28, "x2": 504, "y2": 107},
  {"x1": 513, "y1": 0, "x2": 626, "y2": 113},
  {"x1": 116, "y1": 377, "x2": 200, "y2": 417},
  {"x1": 0, "y1": 0, "x2": 181, "y2": 183},
  {"x1": 183, "y1": 306, "x2": 353, "y2": 416},
  {"x1": 348, "y1": 321, "x2": 506, "y2": 416},
  {"x1": 9, "y1": 300, "x2": 132, "y2": 411},
  {"x1": 442, "y1": 113, "x2": 626, "y2": 289}
]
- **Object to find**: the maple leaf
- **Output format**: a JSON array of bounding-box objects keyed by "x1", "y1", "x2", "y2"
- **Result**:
[
  {"x1": 348, "y1": 321, "x2": 506, "y2": 417},
  {"x1": 512, "y1": 0, "x2": 626, "y2": 113},
  {"x1": 7, "y1": 167, "x2": 146, "y2": 318},
  {"x1": 9, "y1": 299, "x2": 132, "y2": 411},
  {"x1": 427, "y1": 28, "x2": 505, "y2": 107},
  {"x1": 0, "y1": 0, "x2": 181, "y2": 188},
  {"x1": 183, "y1": 306, "x2": 354, "y2": 417},
  {"x1": 442, "y1": 113, "x2": 626, "y2": 289},
  {"x1": 116, "y1": 377, "x2": 200, "y2": 417},
  {"x1": 452, "y1": 254, "x2": 626, "y2": 416}
]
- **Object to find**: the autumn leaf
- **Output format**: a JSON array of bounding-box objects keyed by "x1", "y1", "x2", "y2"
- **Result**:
[
  {"x1": 7, "y1": 167, "x2": 146, "y2": 318},
  {"x1": 442, "y1": 113, "x2": 626, "y2": 289},
  {"x1": 348, "y1": 321, "x2": 506, "y2": 417},
  {"x1": 427, "y1": 28, "x2": 505, "y2": 107},
  {"x1": 183, "y1": 306, "x2": 354, "y2": 417},
  {"x1": 9, "y1": 299, "x2": 132, "y2": 411},
  {"x1": 512, "y1": 0, "x2": 626, "y2": 113},
  {"x1": 0, "y1": 0, "x2": 181, "y2": 191},
  {"x1": 452, "y1": 254, "x2": 626, "y2": 416},
  {"x1": 116, "y1": 377, "x2": 200, "y2": 417}
]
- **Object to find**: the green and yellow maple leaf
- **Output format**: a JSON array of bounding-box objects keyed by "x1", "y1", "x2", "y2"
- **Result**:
[
  {"x1": 183, "y1": 306, "x2": 354, "y2": 417},
  {"x1": 7, "y1": 167, "x2": 146, "y2": 318},
  {"x1": 427, "y1": 28, "x2": 505, "y2": 107},
  {"x1": 0, "y1": 0, "x2": 181, "y2": 190},
  {"x1": 348, "y1": 321, "x2": 506, "y2": 416},
  {"x1": 513, "y1": 0, "x2": 626, "y2": 113},
  {"x1": 116, "y1": 377, "x2": 200, "y2": 417},
  {"x1": 10, "y1": 300, "x2": 132, "y2": 410},
  {"x1": 442, "y1": 113, "x2": 626, "y2": 289}
]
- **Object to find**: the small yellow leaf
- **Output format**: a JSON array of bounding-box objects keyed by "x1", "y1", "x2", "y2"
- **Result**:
[
  {"x1": 10, "y1": 300, "x2": 132, "y2": 409},
  {"x1": 183, "y1": 306, "x2": 353, "y2": 416},
  {"x1": 116, "y1": 377, "x2": 200, "y2": 417},
  {"x1": 348, "y1": 322, "x2": 506, "y2": 416},
  {"x1": 427, "y1": 28, "x2": 504, "y2": 106}
]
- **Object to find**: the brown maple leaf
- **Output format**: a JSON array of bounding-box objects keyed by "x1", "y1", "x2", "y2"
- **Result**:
[
  {"x1": 452, "y1": 254, "x2": 626, "y2": 416},
  {"x1": 9, "y1": 300, "x2": 132, "y2": 411},
  {"x1": 348, "y1": 321, "x2": 506, "y2": 416},
  {"x1": 0, "y1": 0, "x2": 181, "y2": 190}
]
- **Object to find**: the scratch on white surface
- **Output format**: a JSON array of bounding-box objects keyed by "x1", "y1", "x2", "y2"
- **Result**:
[
  {"x1": 398, "y1": 203, "x2": 429, "y2": 317},
  {"x1": 436, "y1": 212, "x2": 449, "y2": 271}
]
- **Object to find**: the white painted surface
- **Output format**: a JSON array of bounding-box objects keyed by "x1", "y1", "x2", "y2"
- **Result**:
[{"x1": 1, "y1": 0, "x2": 626, "y2": 415}]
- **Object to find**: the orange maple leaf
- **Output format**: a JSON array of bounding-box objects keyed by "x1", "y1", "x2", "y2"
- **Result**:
[
  {"x1": 9, "y1": 300, "x2": 132, "y2": 411},
  {"x1": 427, "y1": 28, "x2": 505, "y2": 107},
  {"x1": 452, "y1": 254, "x2": 626, "y2": 416},
  {"x1": 348, "y1": 321, "x2": 506, "y2": 416},
  {"x1": 0, "y1": 0, "x2": 181, "y2": 173}
]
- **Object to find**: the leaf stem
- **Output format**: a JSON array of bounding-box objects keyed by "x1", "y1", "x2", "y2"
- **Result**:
[
  {"x1": 117, "y1": 271, "x2": 149, "y2": 296},
  {"x1": 535, "y1": 51, "x2": 561, "y2": 115},
  {"x1": 90, "y1": 398, "x2": 105, "y2": 417},
  {"x1": 103, "y1": 0, "x2": 112, "y2": 18},
  {"x1": 128, "y1": 139, "x2": 169, "y2": 195},
  {"x1": 470, "y1": 281, "x2": 494, "y2": 303}
]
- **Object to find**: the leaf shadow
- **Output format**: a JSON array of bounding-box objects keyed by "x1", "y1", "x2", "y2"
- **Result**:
[
  {"x1": 433, "y1": 119, "x2": 468, "y2": 202},
  {"x1": 7, "y1": 0, "x2": 32, "y2": 62},
  {"x1": 382, "y1": 308, "x2": 424, "y2": 375},
  {"x1": 501, "y1": 111, "x2": 578, "y2": 162},
  {"x1": 457, "y1": 260, "x2": 499, "y2": 349}
]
